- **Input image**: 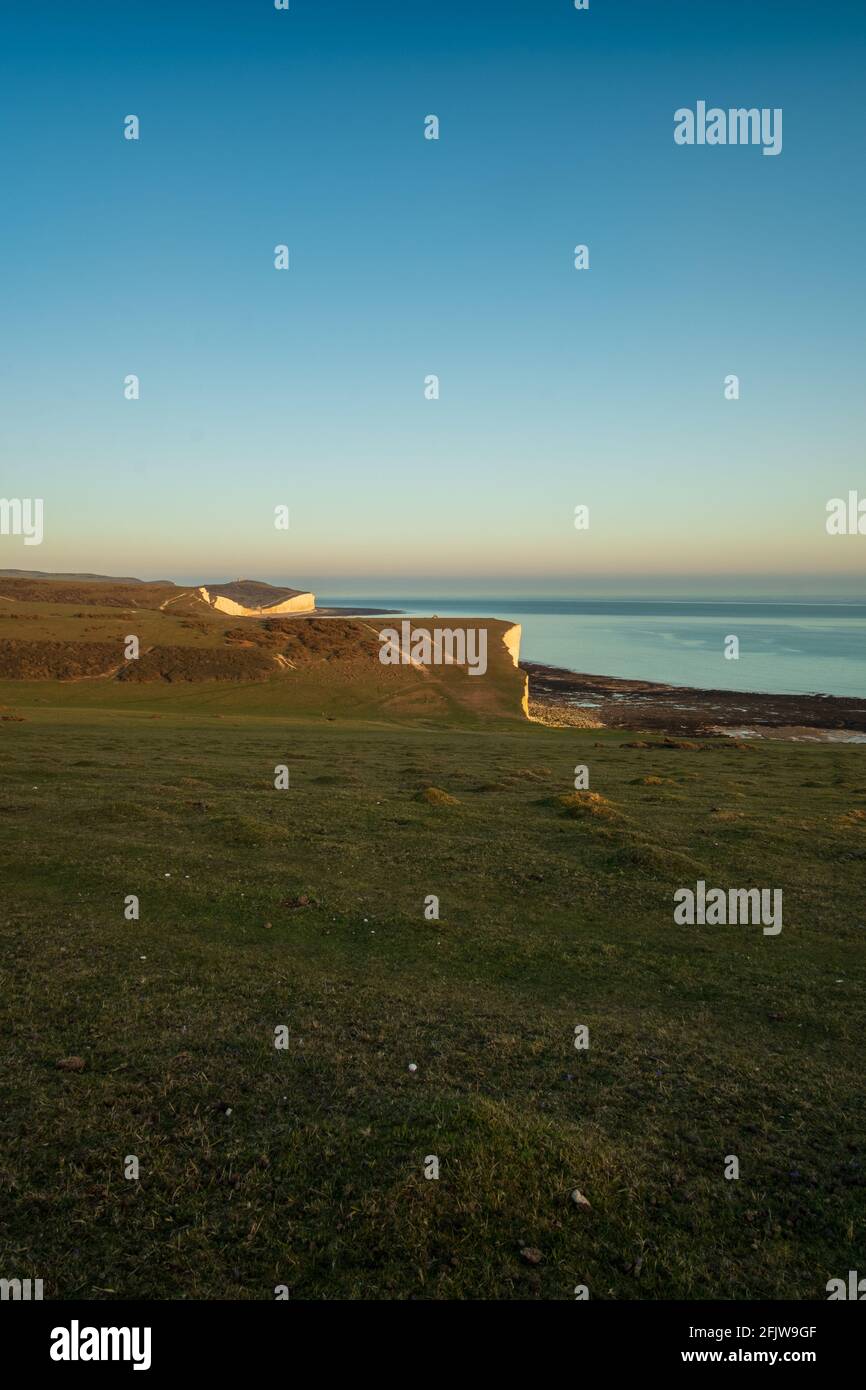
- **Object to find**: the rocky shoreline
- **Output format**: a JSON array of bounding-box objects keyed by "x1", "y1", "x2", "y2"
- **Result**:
[{"x1": 523, "y1": 662, "x2": 866, "y2": 740}]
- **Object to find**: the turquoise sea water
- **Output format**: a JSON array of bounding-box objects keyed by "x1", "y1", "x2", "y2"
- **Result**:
[{"x1": 320, "y1": 597, "x2": 866, "y2": 699}]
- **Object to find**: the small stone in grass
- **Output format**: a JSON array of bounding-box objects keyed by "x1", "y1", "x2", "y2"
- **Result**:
[
  {"x1": 56, "y1": 1056, "x2": 86, "y2": 1073},
  {"x1": 571, "y1": 1189, "x2": 592, "y2": 1210},
  {"x1": 520, "y1": 1246, "x2": 543, "y2": 1265}
]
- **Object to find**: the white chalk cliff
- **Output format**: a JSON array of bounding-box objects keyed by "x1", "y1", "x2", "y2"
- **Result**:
[{"x1": 198, "y1": 585, "x2": 315, "y2": 616}]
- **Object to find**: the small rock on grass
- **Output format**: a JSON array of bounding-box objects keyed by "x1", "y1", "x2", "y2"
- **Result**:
[
  {"x1": 570, "y1": 1188, "x2": 592, "y2": 1210},
  {"x1": 519, "y1": 1246, "x2": 543, "y2": 1265},
  {"x1": 56, "y1": 1056, "x2": 86, "y2": 1072}
]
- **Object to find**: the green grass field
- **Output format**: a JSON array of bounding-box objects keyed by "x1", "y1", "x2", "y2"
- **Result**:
[{"x1": 1, "y1": 703, "x2": 864, "y2": 1300}]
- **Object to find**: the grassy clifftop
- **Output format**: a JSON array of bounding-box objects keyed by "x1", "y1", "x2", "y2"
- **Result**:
[{"x1": 0, "y1": 583, "x2": 526, "y2": 725}]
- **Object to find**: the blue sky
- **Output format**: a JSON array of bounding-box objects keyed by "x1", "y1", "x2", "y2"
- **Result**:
[{"x1": 1, "y1": 0, "x2": 864, "y2": 594}]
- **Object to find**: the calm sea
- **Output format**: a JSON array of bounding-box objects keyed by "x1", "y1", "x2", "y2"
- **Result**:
[{"x1": 319, "y1": 597, "x2": 866, "y2": 699}]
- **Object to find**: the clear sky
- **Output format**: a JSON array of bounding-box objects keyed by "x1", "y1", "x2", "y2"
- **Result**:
[{"x1": 1, "y1": 0, "x2": 864, "y2": 596}]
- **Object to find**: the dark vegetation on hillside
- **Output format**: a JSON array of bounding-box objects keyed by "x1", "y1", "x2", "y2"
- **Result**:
[
  {"x1": 226, "y1": 618, "x2": 380, "y2": 661},
  {"x1": 0, "y1": 640, "x2": 123, "y2": 680},
  {"x1": 0, "y1": 624, "x2": 401, "y2": 683},
  {"x1": 0, "y1": 640, "x2": 280, "y2": 683},
  {"x1": 117, "y1": 646, "x2": 278, "y2": 683}
]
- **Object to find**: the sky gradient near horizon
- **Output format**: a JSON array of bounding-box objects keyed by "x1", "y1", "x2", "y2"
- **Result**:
[{"x1": 1, "y1": 0, "x2": 864, "y2": 596}]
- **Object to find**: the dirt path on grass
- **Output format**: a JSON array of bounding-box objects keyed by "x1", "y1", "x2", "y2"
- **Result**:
[{"x1": 159, "y1": 591, "x2": 197, "y2": 611}]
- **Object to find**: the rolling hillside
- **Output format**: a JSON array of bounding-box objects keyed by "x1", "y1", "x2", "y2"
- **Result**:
[{"x1": 0, "y1": 577, "x2": 527, "y2": 725}]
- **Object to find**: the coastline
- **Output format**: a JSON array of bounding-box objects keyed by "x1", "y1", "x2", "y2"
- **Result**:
[{"x1": 524, "y1": 661, "x2": 866, "y2": 740}]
